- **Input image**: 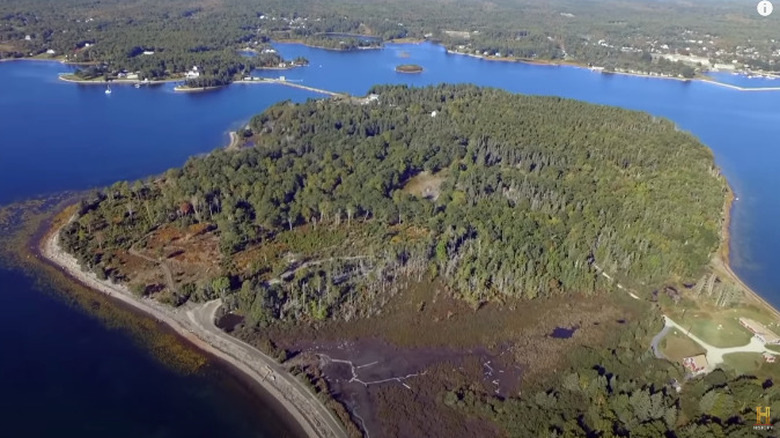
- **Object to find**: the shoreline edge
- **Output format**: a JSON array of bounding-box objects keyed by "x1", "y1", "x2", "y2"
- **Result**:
[{"x1": 40, "y1": 219, "x2": 347, "y2": 438}]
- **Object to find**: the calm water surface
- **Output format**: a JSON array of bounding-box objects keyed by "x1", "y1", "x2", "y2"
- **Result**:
[
  {"x1": 0, "y1": 268, "x2": 299, "y2": 437},
  {"x1": 2, "y1": 41, "x2": 780, "y2": 434}
]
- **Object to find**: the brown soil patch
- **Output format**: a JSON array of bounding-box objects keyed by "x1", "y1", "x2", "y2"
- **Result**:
[{"x1": 402, "y1": 170, "x2": 448, "y2": 200}]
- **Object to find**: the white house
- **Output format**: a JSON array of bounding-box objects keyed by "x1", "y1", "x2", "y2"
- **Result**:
[
  {"x1": 24, "y1": 35, "x2": 32, "y2": 41},
  {"x1": 142, "y1": 50, "x2": 155, "y2": 55},
  {"x1": 185, "y1": 66, "x2": 200, "y2": 79},
  {"x1": 46, "y1": 49, "x2": 56, "y2": 55}
]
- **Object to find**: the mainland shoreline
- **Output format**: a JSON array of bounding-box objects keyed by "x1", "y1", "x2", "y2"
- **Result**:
[
  {"x1": 444, "y1": 49, "x2": 780, "y2": 92},
  {"x1": 39, "y1": 219, "x2": 347, "y2": 438},
  {"x1": 58, "y1": 73, "x2": 181, "y2": 85},
  {"x1": 6, "y1": 43, "x2": 774, "y2": 93}
]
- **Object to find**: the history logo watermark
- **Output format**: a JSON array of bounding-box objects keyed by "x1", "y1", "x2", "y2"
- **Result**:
[{"x1": 754, "y1": 406, "x2": 773, "y2": 431}]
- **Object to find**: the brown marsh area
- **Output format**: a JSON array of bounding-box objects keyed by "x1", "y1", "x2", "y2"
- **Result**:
[{"x1": 237, "y1": 279, "x2": 645, "y2": 438}]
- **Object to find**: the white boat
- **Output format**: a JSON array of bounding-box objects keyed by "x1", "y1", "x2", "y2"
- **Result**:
[
  {"x1": 105, "y1": 85, "x2": 112, "y2": 94},
  {"x1": 134, "y1": 83, "x2": 141, "y2": 88}
]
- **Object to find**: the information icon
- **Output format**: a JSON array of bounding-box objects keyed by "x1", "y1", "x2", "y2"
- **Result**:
[{"x1": 758, "y1": 0, "x2": 773, "y2": 16}]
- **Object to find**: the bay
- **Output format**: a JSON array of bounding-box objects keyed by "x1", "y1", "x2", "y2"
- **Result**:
[{"x1": 1, "y1": 40, "x2": 780, "y2": 435}]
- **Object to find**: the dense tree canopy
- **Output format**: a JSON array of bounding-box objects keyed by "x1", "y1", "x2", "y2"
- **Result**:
[{"x1": 61, "y1": 84, "x2": 726, "y2": 322}]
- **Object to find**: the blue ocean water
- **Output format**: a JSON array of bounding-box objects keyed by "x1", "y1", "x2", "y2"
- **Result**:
[
  {"x1": 2, "y1": 41, "x2": 780, "y2": 434},
  {"x1": 0, "y1": 61, "x2": 318, "y2": 205}
]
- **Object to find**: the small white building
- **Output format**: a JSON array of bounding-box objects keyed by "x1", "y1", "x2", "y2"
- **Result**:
[
  {"x1": 46, "y1": 49, "x2": 56, "y2": 55},
  {"x1": 185, "y1": 66, "x2": 200, "y2": 79},
  {"x1": 142, "y1": 50, "x2": 155, "y2": 55},
  {"x1": 24, "y1": 35, "x2": 32, "y2": 41},
  {"x1": 431, "y1": 110, "x2": 438, "y2": 118}
]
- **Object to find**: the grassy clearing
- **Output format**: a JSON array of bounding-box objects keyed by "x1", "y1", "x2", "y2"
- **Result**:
[
  {"x1": 723, "y1": 352, "x2": 764, "y2": 374},
  {"x1": 661, "y1": 330, "x2": 706, "y2": 363},
  {"x1": 664, "y1": 298, "x2": 780, "y2": 348},
  {"x1": 402, "y1": 170, "x2": 448, "y2": 200},
  {"x1": 721, "y1": 352, "x2": 780, "y2": 381}
]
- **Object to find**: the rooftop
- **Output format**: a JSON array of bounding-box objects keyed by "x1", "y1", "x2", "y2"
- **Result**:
[{"x1": 739, "y1": 318, "x2": 780, "y2": 344}]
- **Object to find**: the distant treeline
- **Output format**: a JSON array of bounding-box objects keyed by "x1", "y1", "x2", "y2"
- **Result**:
[{"x1": 2, "y1": 0, "x2": 776, "y2": 80}]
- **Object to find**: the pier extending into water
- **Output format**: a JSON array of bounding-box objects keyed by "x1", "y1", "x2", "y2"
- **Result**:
[
  {"x1": 702, "y1": 80, "x2": 780, "y2": 92},
  {"x1": 236, "y1": 78, "x2": 344, "y2": 97}
]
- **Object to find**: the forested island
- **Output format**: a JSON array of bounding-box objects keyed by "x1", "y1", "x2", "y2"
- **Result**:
[
  {"x1": 49, "y1": 84, "x2": 780, "y2": 436},
  {"x1": 395, "y1": 64, "x2": 423, "y2": 73},
  {"x1": 2, "y1": 0, "x2": 780, "y2": 85}
]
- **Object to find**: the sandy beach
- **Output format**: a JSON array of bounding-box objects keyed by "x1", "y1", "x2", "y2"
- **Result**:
[
  {"x1": 226, "y1": 131, "x2": 240, "y2": 150},
  {"x1": 41, "y1": 223, "x2": 347, "y2": 438}
]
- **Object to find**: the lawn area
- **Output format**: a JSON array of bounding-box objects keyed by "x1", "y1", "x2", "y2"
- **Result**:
[
  {"x1": 722, "y1": 352, "x2": 763, "y2": 374},
  {"x1": 660, "y1": 330, "x2": 706, "y2": 363},
  {"x1": 665, "y1": 300, "x2": 780, "y2": 348},
  {"x1": 766, "y1": 344, "x2": 780, "y2": 353},
  {"x1": 722, "y1": 352, "x2": 780, "y2": 380}
]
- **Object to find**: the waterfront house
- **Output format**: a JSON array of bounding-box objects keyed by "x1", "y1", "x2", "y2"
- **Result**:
[{"x1": 185, "y1": 66, "x2": 200, "y2": 79}]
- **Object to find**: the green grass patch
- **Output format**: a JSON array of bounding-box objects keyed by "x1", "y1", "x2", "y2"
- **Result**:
[
  {"x1": 722, "y1": 352, "x2": 763, "y2": 374},
  {"x1": 660, "y1": 330, "x2": 706, "y2": 363},
  {"x1": 665, "y1": 300, "x2": 780, "y2": 348},
  {"x1": 721, "y1": 352, "x2": 780, "y2": 381}
]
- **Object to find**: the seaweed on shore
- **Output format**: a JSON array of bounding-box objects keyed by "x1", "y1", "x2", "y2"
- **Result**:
[{"x1": 0, "y1": 195, "x2": 208, "y2": 375}]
